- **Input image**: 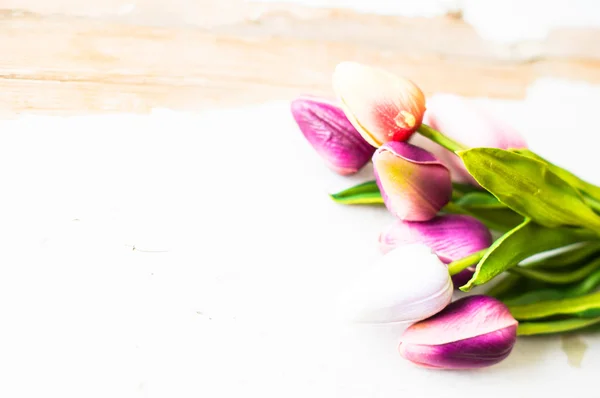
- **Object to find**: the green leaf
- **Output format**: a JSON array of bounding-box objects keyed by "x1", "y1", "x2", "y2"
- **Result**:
[
  {"x1": 503, "y1": 268, "x2": 600, "y2": 306},
  {"x1": 512, "y1": 149, "x2": 600, "y2": 201},
  {"x1": 485, "y1": 274, "x2": 551, "y2": 301},
  {"x1": 457, "y1": 148, "x2": 600, "y2": 231},
  {"x1": 522, "y1": 241, "x2": 600, "y2": 269},
  {"x1": 509, "y1": 290, "x2": 600, "y2": 320},
  {"x1": 454, "y1": 192, "x2": 524, "y2": 232},
  {"x1": 504, "y1": 290, "x2": 566, "y2": 306},
  {"x1": 509, "y1": 257, "x2": 600, "y2": 284},
  {"x1": 484, "y1": 274, "x2": 523, "y2": 298},
  {"x1": 442, "y1": 202, "x2": 520, "y2": 233},
  {"x1": 455, "y1": 191, "x2": 503, "y2": 207},
  {"x1": 451, "y1": 182, "x2": 485, "y2": 196},
  {"x1": 460, "y1": 219, "x2": 595, "y2": 291},
  {"x1": 517, "y1": 317, "x2": 600, "y2": 336},
  {"x1": 329, "y1": 181, "x2": 384, "y2": 205}
]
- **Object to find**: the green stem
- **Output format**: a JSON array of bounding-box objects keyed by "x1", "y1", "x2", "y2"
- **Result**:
[
  {"x1": 447, "y1": 249, "x2": 487, "y2": 276},
  {"x1": 417, "y1": 124, "x2": 468, "y2": 153}
]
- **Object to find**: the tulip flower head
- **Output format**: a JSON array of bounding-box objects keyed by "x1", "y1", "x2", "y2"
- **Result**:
[
  {"x1": 332, "y1": 62, "x2": 426, "y2": 147},
  {"x1": 411, "y1": 93, "x2": 528, "y2": 183},
  {"x1": 336, "y1": 244, "x2": 453, "y2": 324},
  {"x1": 373, "y1": 142, "x2": 452, "y2": 221},
  {"x1": 290, "y1": 96, "x2": 376, "y2": 175},
  {"x1": 399, "y1": 295, "x2": 518, "y2": 369},
  {"x1": 379, "y1": 214, "x2": 492, "y2": 286}
]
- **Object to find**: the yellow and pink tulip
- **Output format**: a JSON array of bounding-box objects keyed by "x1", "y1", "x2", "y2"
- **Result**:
[{"x1": 373, "y1": 142, "x2": 452, "y2": 221}]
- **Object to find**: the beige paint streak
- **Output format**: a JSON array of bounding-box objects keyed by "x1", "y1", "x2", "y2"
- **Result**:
[{"x1": 0, "y1": 1, "x2": 599, "y2": 115}]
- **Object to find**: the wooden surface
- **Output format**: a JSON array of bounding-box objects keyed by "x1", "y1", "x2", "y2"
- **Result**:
[{"x1": 1, "y1": 0, "x2": 600, "y2": 116}]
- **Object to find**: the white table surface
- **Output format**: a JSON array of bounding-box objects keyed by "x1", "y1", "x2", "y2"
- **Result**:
[{"x1": 0, "y1": 78, "x2": 599, "y2": 397}]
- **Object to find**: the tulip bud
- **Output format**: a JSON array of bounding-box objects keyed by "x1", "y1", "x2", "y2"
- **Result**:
[
  {"x1": 399, "y1": 295, "x2": 518, "y2": 369},
  {"x1": 290, "y1": 96, "x2": 376, "y2": 175},
  {"x1": 332, "y1": 62, "x2": 426, "y2": 147},
  {"x1": 379, "y1": 214, "x2": 492, "y2": 286},
  {"x1": 373, "y1": 142, "x2": 452, "y2": 221},
  {"x1": 336, "y1": 244, "x2": 453, "y2": 324},
  {"x1": 411, "y1": 93, "x2": 527, "y2": 184}
]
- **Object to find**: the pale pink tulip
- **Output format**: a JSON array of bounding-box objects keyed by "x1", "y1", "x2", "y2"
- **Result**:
[{"x1": 411, "y1": 94, "x2": 527, "y2": 184}]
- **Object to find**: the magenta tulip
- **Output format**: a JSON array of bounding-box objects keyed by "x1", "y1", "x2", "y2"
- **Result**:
[
  {"x1": 291, "y1": 96, "x2": 376, "y2": 175},
  {"x1": 399, "y1": 295, "x2": 518, "y2": 369},
  {"x1": 379, "y1": 214, "x2": 492, "y2": 286}
]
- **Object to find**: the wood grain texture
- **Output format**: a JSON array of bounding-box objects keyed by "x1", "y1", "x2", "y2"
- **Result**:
[{"x1": 1, "y1": 1, "x2": 600, "y2": 115}]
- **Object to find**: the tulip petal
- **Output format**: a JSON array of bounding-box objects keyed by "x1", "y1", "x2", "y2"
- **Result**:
[
  {"x1": 413, "y1": 93, "x2": 527, "y2": 184},
  {"x1": 336, "y1": 244, "x2": 453, "y2": 324},
  {"x1": 399, "y1": 324, "x2": 517, "y2": 369},
  {"x1": 373, "y1": 142, "x2": 452, "y2": 221},
  {"x1": 332, "y1": 62, "x2": 426, "y2": 147},
  {"x1": 399, "y1": 296, "x2": 518, "y2": 369},
  {"x1": 291, "y1": 96, "x2": 376, "y2": 175},
  {"x1": 379, "y1": 214, "x2": 492, "y2": 260},
  {"x1": 379, "y1": 214, "x2": 493, "y2": 286},
  {"x1": 401, "y1": 295, "x2": 518, "y2": 345}
]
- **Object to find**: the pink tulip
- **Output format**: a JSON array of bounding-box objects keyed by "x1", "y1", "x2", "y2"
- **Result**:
[
  {"x1": 399, "y1": 295, "x2": 518, "y2": 369},
  {"x1": 379, "y1": 214, "x2": 492, "y2": 286},
  {"x1": 411, "y1": 94, "x2": 527, "y2": 184},
  {"x1": 332, "y1": 62, "x2": 426, "y2": 147},
  {"x1": 291, "y1": 96, "x2": 376, "y2": 175},
  {"x1": 373, "y1": 142, "x2": 452, "y2": 221}
]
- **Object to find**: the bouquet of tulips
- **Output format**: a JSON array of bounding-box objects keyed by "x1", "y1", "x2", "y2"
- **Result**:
[{"x1": 290, "y1": 62, "x2": 600, "y2": 369}]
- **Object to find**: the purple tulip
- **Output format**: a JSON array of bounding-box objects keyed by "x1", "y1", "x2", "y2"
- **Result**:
[
  {"x1": 411, "y1": 93, "x2": 528, "y2": 184},
  {"x1": 373, "y1": 142, "x2": 452, "y2": 221},
  {"x1": 290, "y1": 96, "x2": 375, "y2": 175},
  {"x1": 379, "y1": 214, "x2": 492, "y2": 286},
  {"x1": 399, "y1": 295, "x2": 518, "y2": 369}
]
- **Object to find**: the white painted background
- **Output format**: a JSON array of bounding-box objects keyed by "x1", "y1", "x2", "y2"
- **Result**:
[{"x1": 1, "y1": 80, "x2": 600, "y2": 397}]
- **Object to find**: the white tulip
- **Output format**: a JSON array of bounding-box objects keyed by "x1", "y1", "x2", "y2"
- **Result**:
[{"x1": 336, "y1": 244, "x2": 453, "y2": 324}]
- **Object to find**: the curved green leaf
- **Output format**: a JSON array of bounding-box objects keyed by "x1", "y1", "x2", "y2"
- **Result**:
[
  {"x1": 504, "y1": 268, "x2": 600, "y2": 306},
  {"x1": 517, "y1": 317, "x2": 600, "y2": 336},
  {"x1": 451, "y1": 182, "x2": 485, "y2": 196},
  {"x1": 329, "y1": 181, "x2": 384, "y2": 205},
  {"x1": 512, "y1": 148, "x2": 600, "y2": 202},
  {"x1": 509, "y1": 290, "x2": 600, "y2": 320},
  {"x1": 509, "y1": 257, "x2": 600, "y2": 284},
  {"x1": 503, "y1": 268, "x2": 600, "y2": 306},
  {"x1": 484, "y1": 274, "x2": 523, "y2": 298},
  {"x1": 460, "y1": 219, "x2": 595, "y2": 291},
  {"x1": 442, "y1": 202, "x2": 521, "y2": 233},
  {"x1": 455, "y1": 192, "x2": 504, "y2": 207},
  {"x1": 454, "y1": 192, "x2": 524, "y2": 232},
  {"x1": 522, "y1": 241, "x2": 600, "y2": 269},
  {"x1": 458, "y1": 148, "x2": 600, "y2": 231}
]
